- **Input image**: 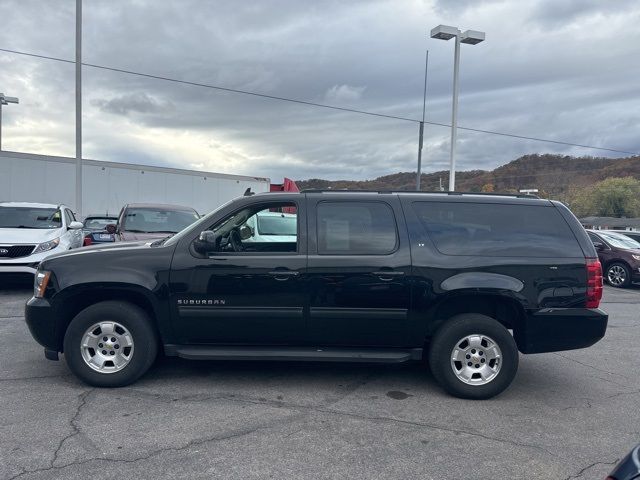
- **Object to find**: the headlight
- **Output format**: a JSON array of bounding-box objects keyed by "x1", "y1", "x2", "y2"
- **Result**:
[
  {"x1": 32, "y1": 238, "x2": 60, "y2": 254},
  {"x1": 34, "y1": 270, "x2": 52, "y2": 298},
  {"x1": 632, "y1": 254, "x2": 640, "y2": 261}
]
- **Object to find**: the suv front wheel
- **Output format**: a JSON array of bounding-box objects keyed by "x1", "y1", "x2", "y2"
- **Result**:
[
  {"x1": 63, "y1": 301, "x2": 158, "y2": 387},
  {"x1": 428, "y1": 313, "x2": 519, "y2": 399}
]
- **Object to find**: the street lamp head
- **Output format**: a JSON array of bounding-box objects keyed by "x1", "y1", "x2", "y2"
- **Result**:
[
  {"x1": 460, "y1": 30, "x2": 485, "y2": 45},
  {"x1": 0, "y1": 93, "x2": 19, "y2": 105},
  {"x1": 430, "y1": 25, "x2": 459, "y2": 41}
]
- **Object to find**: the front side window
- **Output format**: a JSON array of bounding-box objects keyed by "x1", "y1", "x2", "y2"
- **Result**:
[
  {"x1": 0, "y1": 207, "x2": 62, "y2": 229},
  {"x1": 412, "y1": 201, "x2": 583, "y2": 257},
  {"x1": 194, "y1": 202, "x2": 298, "y2": 255},
  {"x1": 123, "y1": 208, "x2": 199, "y2": 234},
  {"x1": 316, "y1": 201, "x2": 398, "y2": 255}
]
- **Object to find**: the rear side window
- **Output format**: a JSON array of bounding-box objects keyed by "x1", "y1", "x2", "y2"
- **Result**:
[
  {"x1": 412, "y1": 202, "x2": 583, "y2": 257},
  {"x1": 317, "y1": 201, "x2": 398, "y2": 255}
]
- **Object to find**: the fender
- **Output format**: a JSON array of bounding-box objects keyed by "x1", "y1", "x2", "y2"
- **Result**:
[{"x1": 440, "y1": 272, "x2": 524, "y2": 292}]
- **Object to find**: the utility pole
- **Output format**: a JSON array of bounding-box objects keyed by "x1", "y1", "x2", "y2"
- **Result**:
[
  {"x1": 75, "y1": 0, "x2": 83, "y2": 218},
  {"x1": 416, "y1": 50, "x2": 429, "y2": 190}
]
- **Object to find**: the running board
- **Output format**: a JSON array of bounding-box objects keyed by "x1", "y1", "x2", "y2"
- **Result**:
[{"x1": 164, "y1": 345, "x2": 423, "y2": 363}]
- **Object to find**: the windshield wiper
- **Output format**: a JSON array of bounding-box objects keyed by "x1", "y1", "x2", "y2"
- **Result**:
[{"x1": 147, "y1": 230, "x2": 178, "y2": 234}]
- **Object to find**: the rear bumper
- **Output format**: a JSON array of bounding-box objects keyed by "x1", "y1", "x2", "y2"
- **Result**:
[
  {"x1": 517, "y1": 308, "x2": 608, "y2": 354},
  {"x1": 24, "y1": 296, "x2": 61, "y2": 352}
]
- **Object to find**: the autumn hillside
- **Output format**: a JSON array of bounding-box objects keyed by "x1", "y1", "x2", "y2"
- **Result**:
[{"x1": 297, "y1": 154, "x2": 640, "y2": 200}]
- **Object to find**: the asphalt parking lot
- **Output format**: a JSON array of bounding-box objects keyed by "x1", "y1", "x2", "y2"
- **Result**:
[{"x1": 1, "y1": 284, "x2": 639, "y2": 480}]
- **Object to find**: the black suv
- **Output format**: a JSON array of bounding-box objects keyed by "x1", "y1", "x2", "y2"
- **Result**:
[{"x1": 25, "y1": 191, "x2": 607, "y2": 399}]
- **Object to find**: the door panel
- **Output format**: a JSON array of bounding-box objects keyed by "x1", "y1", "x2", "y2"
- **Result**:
[
  {"x1": 168, "y1": 199, "x2": 308, "y2": 345},
  {"x1": 306, "y1": 196, "x2": 412, "y2": 347}
]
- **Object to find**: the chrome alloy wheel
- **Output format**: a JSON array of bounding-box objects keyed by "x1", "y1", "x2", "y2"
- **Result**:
[
  {"x1": 607, "y1": 265, "x2": 627, "y2": 286},
  {"x1": 450, "y1": 334, "x2": 502, "y2": 385},
  {"x1": 80, "y1": 321, "x2": 134, "y2": 373}
]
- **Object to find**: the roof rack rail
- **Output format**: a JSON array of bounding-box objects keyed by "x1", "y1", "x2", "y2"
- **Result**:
[{"x1": 300, "y1": 189, "x2": 539, "y2": 199}]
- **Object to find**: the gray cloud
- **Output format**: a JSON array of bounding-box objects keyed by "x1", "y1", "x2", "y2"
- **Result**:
[
  {"x1": 0, "y1": 0, "x2": 639, "y2": 185},
  {"x1": 91, "y1": 92, "x2": 174, "y2": 115}
]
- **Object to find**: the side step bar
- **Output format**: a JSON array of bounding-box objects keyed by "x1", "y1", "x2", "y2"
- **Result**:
[{"x1": 164, "y1": 345, "x2": 423, "y2": 363}]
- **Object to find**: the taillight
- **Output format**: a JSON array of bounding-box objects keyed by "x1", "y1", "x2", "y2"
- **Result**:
[
  {"x1": 83, "y1": 235, "x2": 92, "y2": 246},
  {"x1": 586, "y1": 257, "x2": 603, "y2": 308}
]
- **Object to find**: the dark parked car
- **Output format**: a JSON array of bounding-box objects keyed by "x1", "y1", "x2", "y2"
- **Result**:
[
  {"x1": 115, "y1": 203, "x2": 200, "y2": 242},
  {"x1": 587, "y1": 230, "x2": 640, "y2": 287},
  {"x1": 82, "y1": 214, "x2": 118, "y2": 246},
  {"x1": 25, "y1": 191, "x2": 607, "y2": 399},
  {"x1": 608, "y1": 443, "x2": 640, "y2": 480}
]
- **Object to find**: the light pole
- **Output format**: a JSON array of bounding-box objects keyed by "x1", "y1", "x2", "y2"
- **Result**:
[
  {"x1": 75, "y1": 0, "x2": 83, "y2": 218},
  {"x1": 0, "y1": 93, "x2": 19, "y2": 151},
  {"x1": 430, "y1": 25, "x2": 485, "y2": 191}
]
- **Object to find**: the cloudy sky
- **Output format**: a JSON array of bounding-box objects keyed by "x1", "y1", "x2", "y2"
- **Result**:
[{"x1": 0, "y1": 0, "x2": 639, "y2": 183}]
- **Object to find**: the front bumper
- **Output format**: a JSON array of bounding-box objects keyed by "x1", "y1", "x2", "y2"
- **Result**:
[
  {"x1": 0, "y1": 262, "x2": 40, "y2": 274},
  {"x1": 0, "y1": 246, "x2": 66, "y2": 274},
  {"x1": 517, "y1": 307, "x2": 608, "y2": 354},
  {"x1": 25, "y1": 296, "x2": 61, "y2": 352}
]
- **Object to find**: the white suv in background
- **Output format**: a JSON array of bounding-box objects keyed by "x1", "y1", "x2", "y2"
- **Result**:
[{"x1": 0, "y1": 202, "x2": 84, "y2": 275}]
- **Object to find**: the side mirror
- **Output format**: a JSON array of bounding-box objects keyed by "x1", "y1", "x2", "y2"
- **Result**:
[
  {"x1": 194, "y1": 230, "x2": 218, "y2": 255},
  {"x1": 593, "y1": 242, "x2": 605, "y2": 251},
  {"x1": 69, "y1": 221, "x2": 84, "y2": 230},
  {"x1": 105, "y1": 224, "x2": 116, "y2": 234}
]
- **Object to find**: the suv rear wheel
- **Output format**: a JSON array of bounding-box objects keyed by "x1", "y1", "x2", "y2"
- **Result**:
[
  {"x1": 605, "y1": 262, "x2": 631, "y2": 288},
  {"x1": 63, "y1": 301, "x2": 158, "y2": 387},
  {"x1": 428, "y1": 313, "x2": 519, "y2": 399}
]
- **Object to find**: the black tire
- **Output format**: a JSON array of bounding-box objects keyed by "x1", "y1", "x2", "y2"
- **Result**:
[
  {"x1": 63, "y1": 301, "x2": 158, "y2": 387},
  {"x1": 428, "y1": 313, "x2": 519, "y2": 400},
  {"x1": 605, "y1": 262, "x2": 631, "y2": 288}
]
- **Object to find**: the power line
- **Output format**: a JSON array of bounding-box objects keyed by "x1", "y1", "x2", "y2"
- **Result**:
[{"x1": 1, "y1": 46, "x2": 638, "y2": 156}]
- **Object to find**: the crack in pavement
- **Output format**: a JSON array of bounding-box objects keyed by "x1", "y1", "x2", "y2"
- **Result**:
[
  {"x1": 606, "y1": 388, "x2": 640, "y2": 400},
  {"x1": 7, "y1": 411, "x2": 306, "y2": 479},
  {"x1": 50, "y1": 389, "x2": 94, "y2": 468},
  {"x1": 562, "y1": 458, "x2": 620, "y2": 480},
  {"x1": 553, "y1": 352, "x2": 630, "y2": 380}
]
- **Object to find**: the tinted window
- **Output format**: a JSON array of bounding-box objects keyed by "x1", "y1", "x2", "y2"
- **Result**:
[
  {"x1": 317, "y1": 202, "x2": 397, "y2": 255},
  {"x1": 412, "y1": 202, "x2": 582, "y2": 257}
]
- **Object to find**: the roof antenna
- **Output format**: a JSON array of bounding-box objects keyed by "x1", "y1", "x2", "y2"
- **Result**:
[{"x1": 244, "y1": 188, "x2": 254, "y2": 196}]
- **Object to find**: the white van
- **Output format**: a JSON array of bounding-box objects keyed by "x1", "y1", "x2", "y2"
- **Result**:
[{"x1": 0, "y1": 202, "x2": 84, "y2": 275}]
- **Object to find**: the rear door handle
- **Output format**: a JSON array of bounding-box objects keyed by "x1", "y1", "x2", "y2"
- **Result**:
[
  {"x1": 373, "y1": 271, "x2": 405, "y2": 281},
  {"x1": 268, "y1": 270, "x2": 300, "y2": 280}
]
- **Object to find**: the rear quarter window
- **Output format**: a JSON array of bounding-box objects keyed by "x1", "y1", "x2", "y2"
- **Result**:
[{"x1": 412, "y1": 201, "x2": 583, "y2": 257}]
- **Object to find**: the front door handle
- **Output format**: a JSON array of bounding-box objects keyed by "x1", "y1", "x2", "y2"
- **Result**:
[
  {"x1": 373, "y1": 271, "x2": 405, "y2": 281},
  {"x1": 268, "y1": 270, "x2": 300, "y2": 281}
]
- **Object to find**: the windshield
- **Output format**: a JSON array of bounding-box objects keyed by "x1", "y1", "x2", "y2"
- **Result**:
[
  {"x1": 123, "y1": 208, "x2": 199, "y2": 234},
  {"x1": 84, "y1": 217, "x2": 116, "y2": 229},
  {"x1": 256, "y1": 214, "x2": 297, "y2": 235},
  {"x1": 598, "y1": 231, "x2": 640, "y2": 250},
  {"x1": 0, "y1": 207, "x2": 62, "y2": 229}
]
